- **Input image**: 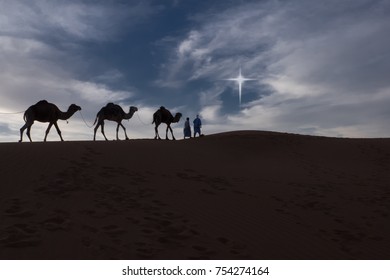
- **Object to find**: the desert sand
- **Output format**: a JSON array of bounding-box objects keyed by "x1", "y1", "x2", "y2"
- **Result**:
[{"x1": 0, "y1": 130, "x2": 389, "y2": 259}]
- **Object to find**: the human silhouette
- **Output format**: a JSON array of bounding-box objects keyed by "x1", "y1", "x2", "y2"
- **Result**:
[
  {"x1": 193, "y1": 114, "x2": 202, "y2": 137},
  {"x1": 183, "y1": 117, "x2": 191, "y2": 139}
]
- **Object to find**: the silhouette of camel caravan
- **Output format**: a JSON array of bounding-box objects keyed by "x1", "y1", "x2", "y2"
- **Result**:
[
  {"x1": 19, "y1": 100, "x2": 81, "y2": 142},
  {"x1": 93, "y1": 102, "x2": 138, "y2": 141},
  {"x1": 152, "y1": 106, "x2": 182, "y2": 140}
]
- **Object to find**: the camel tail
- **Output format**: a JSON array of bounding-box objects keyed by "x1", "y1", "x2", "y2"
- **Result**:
[{"x1": 23, "y1": 111, "x2": 27, "y2": 122}]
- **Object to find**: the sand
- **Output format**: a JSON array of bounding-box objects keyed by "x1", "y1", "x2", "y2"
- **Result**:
[{"x1": 0, "y1": 130, "x2": 389, "y2": 259}]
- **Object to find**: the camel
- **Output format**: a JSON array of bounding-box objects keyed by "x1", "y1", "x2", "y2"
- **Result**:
[
  {"x1": 93, "y1": 103, "x2": 138, "y2": 141},
  {"x1": 19, "y1": 100, "x2": 81, "y2": 142},
  {"x1": 152, "y1": 106, "x2": 182, "y2": 140}
]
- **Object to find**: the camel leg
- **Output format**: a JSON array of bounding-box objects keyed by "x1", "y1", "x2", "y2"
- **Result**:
[
  {"x1": 19, "y1": 123, "x2": 28, "y2": 142},
  {"x1": 154, "y1": 124, "x2": 161, "y2": 140},
  {"x1": 116, "y1": 123, "x2": 120, "y2": 140},
  {"x1": 168, "y1": 125, "x2": 176, "y2": 140},
  {"x1": 118, "y1": 123, "x2": 129, "y2": 140},
  {"x1": 19, "y1": 122, "x2": 33, "y2": 142},
  {"x1": 165, "y1": 125, "x2": 169, "y2": 140},
  {"x1": 26, "y1": 123, "x2": 34, "y2": 142},
  {"x1": 19, "y1": 125, "x2": 25, "y2": 142},
  {"x1": 93, "y1": 123, "x2": 99, "y2": 141},
  {"x1": 53, "y1": 122, "x2": 64, "y2": 141},
  {"x1": 100, "y1": 122, "x2": 108, "y2": 141},
  {"x1": 44, "y1": 123, "x2": 54, "y2": 142}
]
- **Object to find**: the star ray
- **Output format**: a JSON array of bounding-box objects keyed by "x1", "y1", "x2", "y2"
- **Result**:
[{"x1": 224, "y1": 67, "x2": 258, "y2": 105}]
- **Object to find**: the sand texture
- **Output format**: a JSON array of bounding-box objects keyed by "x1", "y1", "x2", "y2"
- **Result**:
[{"x1": 0, "y1": 131, "x2": 389, "y2": 259}]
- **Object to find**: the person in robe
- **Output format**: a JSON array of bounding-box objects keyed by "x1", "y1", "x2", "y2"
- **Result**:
[
  {"x1": 193, "y1": 115, "x2": 202, "y2": 137},
  {"x1": 183, "y1": 117, "x2": 192, "y2": 139}
]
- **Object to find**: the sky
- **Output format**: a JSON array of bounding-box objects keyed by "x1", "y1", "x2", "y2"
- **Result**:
[{"x1": 1, "y1": 0, "x2": 390, "y2": 142}]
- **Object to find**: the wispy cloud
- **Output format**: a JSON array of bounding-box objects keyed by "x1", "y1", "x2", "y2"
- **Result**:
[
  {"x1": 157, "y1": 0, "x2": 390, "y2": 137},
  {"x1": 1, "y1": 0, "x2": 390, "y2": 141},
  {"x1": 0, "y1": 0, "x2": 161, "y2": 141},
  {"x1": 0, "y1": 1, "x2": 158, "y2": 42}
]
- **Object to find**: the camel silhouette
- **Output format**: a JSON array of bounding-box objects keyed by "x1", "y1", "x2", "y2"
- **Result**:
[
  {"x1": 152, "y1": 106, "x2": 182, "y2": 140},
  {"x1": 93, "y1": 103, "x2": 138, "y2": 141},
  {"x1": 19, "y1": 100, "x2": 81, "y2": 142}
]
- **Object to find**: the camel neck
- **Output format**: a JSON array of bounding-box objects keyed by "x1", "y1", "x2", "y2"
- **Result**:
[
  {"x1": 59, "y1": 110, "x2": 75, "y2": 120},
  {"x1": 125, "y1": 111, "x2": 135, "y2": 120}
]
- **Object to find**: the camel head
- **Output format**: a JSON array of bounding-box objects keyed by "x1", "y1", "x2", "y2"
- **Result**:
[
  {"x1": 68, "y1": 104, "x2": 82, "y2": 113},
  {"x1": 129, "y1": 106, "x2": 138, "y2": 114},
  {"x1": 173, "y1": 112, "x2": 182, "y2": 123}
]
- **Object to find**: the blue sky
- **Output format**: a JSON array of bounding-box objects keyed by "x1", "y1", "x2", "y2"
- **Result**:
[{"x1": 1, "y1": 0, "x2": 390, "y2": 141}]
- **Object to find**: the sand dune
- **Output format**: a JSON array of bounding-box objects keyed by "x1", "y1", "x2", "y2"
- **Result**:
[{"x1": 0, "y1": 130, "x2": 389, "y2": 259}]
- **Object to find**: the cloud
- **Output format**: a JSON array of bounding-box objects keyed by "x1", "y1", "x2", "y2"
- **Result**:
[
  {"x1": 0, "y1": 0, "x2": 163, "y2": 142},
  {"x1": 68, "y1": 80, "x2": 133, "y2": 104},
  {"x1": 0, "y1": 0, "x2": 158, "y2": 42},
  {"x1": 157, "y1": 0, "x2": 390, "y2": 137},
  {"x1": 2, "y1": 0, "x2": 390, "y2": 141}
]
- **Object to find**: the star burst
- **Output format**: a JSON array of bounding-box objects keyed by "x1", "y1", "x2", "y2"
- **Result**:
[{"x1": 225, "y1": 67, "x2": 257, "y2": 105}]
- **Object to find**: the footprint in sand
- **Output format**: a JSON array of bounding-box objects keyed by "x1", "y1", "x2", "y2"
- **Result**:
[
  {"x1": 3, "y1": 199, "x2": 35, "y2": 218},
  {"x1": 81, "y1": 224, "x2": 99, "y2": 233},
  {"x1": 102, "y1": 224, "x2": 127, "y2": 235},
  {"x1": 176, "y1": 171, "x2": 232, "y2": 193},
  {"x1": 0, "y1": 224, "x2": 41, "y2": 248},
  {"x1": 41, "y1": 216, "x2": 71, "y2": 231}
]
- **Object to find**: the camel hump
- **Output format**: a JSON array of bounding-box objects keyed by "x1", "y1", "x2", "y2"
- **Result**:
[
  {"x1": 105, "y1": 102, "x2": 119, "y2": 111},
  {"x1": 159, "y1": 106, "x2": 171, "y2": 115},
  {"x1": 106, "y1": 102, "x2": 121, "y2": 111},
  {"x1": 36, "y1": 100, "x2": 49, "y2": 105},
  {"x1": 103, "y1": 102, "x2": 124, "y2": 115}
]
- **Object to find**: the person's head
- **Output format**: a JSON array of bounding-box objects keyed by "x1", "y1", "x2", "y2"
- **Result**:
[
  {"x1": 196, "y1": 115, "x2": 199, "y2": 118},
  {"x1": 186, "y1": 117, "x2": 189, "y2": 121}
]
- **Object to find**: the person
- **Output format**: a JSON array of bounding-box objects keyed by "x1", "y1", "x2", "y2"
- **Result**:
[
  {"x1": 193, "y1": 114, "x2": 202, "y2": 137},
  {"x1": 183, "y1": 117, "x2": 191, "y2": 139}
]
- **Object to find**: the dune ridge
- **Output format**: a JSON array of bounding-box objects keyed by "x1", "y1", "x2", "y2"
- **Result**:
[{"x1": 0, "y1": 130, "x2": 389, "y2": 259}]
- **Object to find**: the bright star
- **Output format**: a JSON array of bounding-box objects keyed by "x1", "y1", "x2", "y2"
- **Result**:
[{"x1": 225, "y1": 67, "x2": 257, "y2": 105}]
